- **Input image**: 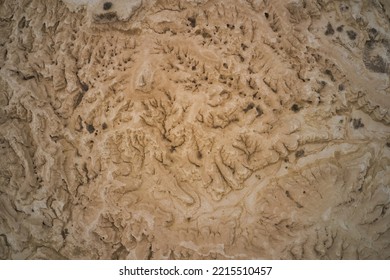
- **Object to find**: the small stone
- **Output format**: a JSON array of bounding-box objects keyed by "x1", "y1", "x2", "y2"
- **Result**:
[
  {"x1": 347, "y1": 30, "x2": 357, "y2": 40},
  {"x1": 291, "y1": 104, "x2": 300, "y2": 112},
  {"x1": 86, "y1": 124, "x2": 95, "y2": 133},
  {"x1": 188, "y1": 17, "x2": 196, "y2": 28},
  {"x1": 325, "y1": 23, "x2": 335, "y2": 36},
  {"x1": 81, "y1": 82, "x2": 89, "y2": 92},
  {"x1": 103, "y1": 2, "x2": 112, "y2": 11},
  {"x1": 352, "y1": 118, "x2": 364, "y2": 129}
]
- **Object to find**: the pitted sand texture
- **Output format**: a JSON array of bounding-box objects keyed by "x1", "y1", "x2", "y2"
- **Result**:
[{"x1": 0, "y1": 0, "x2": 389, "y2": 259}]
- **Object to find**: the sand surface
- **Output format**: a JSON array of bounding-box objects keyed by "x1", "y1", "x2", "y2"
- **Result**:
[{"x1": 0, "y1": 0, "x2": 389, "y2": 259}]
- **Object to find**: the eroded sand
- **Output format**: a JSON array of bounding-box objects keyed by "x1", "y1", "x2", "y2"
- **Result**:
[{"x1": 0, "y1": 0, "x2": 389, "y2": 259}]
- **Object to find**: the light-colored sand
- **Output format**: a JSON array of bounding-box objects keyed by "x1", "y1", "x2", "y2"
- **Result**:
[{"x1": 0, "y1": 0, "x2": 389, "y2": 259}]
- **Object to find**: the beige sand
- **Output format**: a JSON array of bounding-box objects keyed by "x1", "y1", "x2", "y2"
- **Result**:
[{"x1": 0, "y1": 0, "x2": 389, "y2": 259}]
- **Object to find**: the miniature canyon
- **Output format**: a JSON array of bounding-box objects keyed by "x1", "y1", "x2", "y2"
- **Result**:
[{"x1": 0, "y1": 0, "x2": 389, "y2": 259}]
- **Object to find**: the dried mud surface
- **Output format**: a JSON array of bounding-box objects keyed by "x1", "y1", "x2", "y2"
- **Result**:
[{"x1": 0, "y1": 0, "x2": 390, "y2": 259}]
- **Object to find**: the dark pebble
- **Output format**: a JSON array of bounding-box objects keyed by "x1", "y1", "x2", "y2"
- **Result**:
[
  {"x1": 188, "y1": 17, "x2": 196, "y2": 28},
  {"x1": 291, "y1": 104, "x2": 300, "y2": 112},
  {"x1": 347, "y1": 30, "x2": 357, "y2": 40},
  {"x1": 86, "y1": 124, "x2": 95, "y2": 133},
  {"x1": 103, "y1": 2, "x2": 112, "y2": 10},
  {"x1": 325, "y1": 23, "x2": 335, "y2": 36},
  {"x1": 352, "y1": 118, "x2": 364, "y2": 129}
]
